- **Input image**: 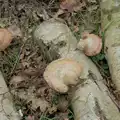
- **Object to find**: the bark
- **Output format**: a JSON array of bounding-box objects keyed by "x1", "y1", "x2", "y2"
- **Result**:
[
  {"x1": 0, "y1": 72, "x2": 20, "y2": 120},
  {"x1": 101, "y1": 0, "x2": 120, "y2": 91},
  {"x1": 33, "y1": 19, "x2": 120, "y2": 120}
]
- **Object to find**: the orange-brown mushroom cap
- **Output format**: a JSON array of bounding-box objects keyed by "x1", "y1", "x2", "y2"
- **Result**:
[
  {"x1": 0, "y1": 25, "x2": 22, "y2": 51},
  {"x1": 0, "y1": 28, "x2": 12, "y2": 51},
  {"x1": 77, "y1": 32, "x2": 102, "y2": 56},
  {"x1": 43, "y1": 58, "x2": 82, "y2": 93}
]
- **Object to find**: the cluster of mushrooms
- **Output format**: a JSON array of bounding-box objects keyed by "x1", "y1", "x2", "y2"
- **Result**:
[
  {"x1": 0, "y1": 26, "x2": 102, "y2": 93},
  {"x1": 44, "y1": 32, "x2": 102, "y2": 93}
]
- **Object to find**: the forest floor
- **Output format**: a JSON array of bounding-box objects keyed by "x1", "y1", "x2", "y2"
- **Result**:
[{"x1": 0, "y1": 0, "x2": 117, "y2": 120}]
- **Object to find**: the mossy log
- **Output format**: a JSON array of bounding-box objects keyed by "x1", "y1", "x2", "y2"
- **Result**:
[{"x1": 33, "y1": 19, "x2": 120, "y2": 120}]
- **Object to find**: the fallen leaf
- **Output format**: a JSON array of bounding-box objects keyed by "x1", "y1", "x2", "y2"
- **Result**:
[
  {"x1": 48, "y1": 105, "x2": 57, "y2": 114},
  {"x1": 11, "y1": 87, "x2": 50, "y2": 112},
  {"x1": 26, "y1": 115, "x2": 35, "y2": 120},
  {"x1": 88, "y1": 5, "x2": 98, "y2": 11},
  {"x1": 57, "y1": 96, "x2": 68, "y2": 112},
  {"x1": 36, "y1": 87, "x2": 48, "y2": 97},
  {"x1": 31, "y1": 97, "x2": 50, "y2": 112},
  {"x1": 21, "y1": 61, "x2": 30, "y2": 68},
  {"x1": 10, "y1": 75, "x2": 25, "y2": 88},
  {"x1": 55, "y1": 112, "x2": 69, "y2": 120},
  {"x1": 87, "y1": 0, "x2": 97, "y2": 3},
  {"x1": 73, "y1": 25, "x2": 79, "y2": 32},
  {"x1": 64, "y1": 119, "x2": 69, "y2": 120},
  {"x1": 60, "y1": 0, "x2": 86, "y2": 12}
]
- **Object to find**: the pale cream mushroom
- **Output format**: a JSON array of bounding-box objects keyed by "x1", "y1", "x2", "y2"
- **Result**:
[
  {"x1": 0, "y1": 25, "x2": 22, "y2": 51},
  {"x1": 77, "y1": 32, "x2": 102, "y2": 56},
  {"x1": 43, "y1": 58, "x2": 82, "y2": 93}
]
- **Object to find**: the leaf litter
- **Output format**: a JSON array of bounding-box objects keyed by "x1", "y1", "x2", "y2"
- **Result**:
[
  {"x1": 1, "y1": 0, "x2": 119, "y2": 120},
  {"x1": 0, "y1": 0, "x2": 70, "y2": 120},
  {"x1": 60, "y1": 0, "x2": 86, "y2": 12}
]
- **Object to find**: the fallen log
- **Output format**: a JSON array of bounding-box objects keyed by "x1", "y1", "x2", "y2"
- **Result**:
[
  {"x1": 33, "y1": 19, "x2": 120, "y2": 120},
  {"x1": 101, "y1": 0, "x2": 120, "y2": 91},
  {"x1": 0, "y1": 72, "x2": 20, "y2": 120}
]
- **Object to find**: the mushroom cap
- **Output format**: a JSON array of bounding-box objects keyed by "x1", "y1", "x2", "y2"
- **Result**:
[
  {"x1": 78, "y1": 33, "x2": 102, "y2": 56},
  {"x1": 43, "y1": 58, "x2": 82, "y2": 93},
  {"x1": 0, "y1": 28, "x2": 12, "y2": 51}
]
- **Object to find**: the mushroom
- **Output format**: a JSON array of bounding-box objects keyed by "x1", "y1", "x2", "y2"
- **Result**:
[
  {"x1": 77, "y1": 32, "x2": 102, "y2": 56},
  {"x1": 43, "y1": 58, "x2": 82, "y2": 93},
  {"x1": 0, "y1": 25, "x2": 22, "y2": 51}
]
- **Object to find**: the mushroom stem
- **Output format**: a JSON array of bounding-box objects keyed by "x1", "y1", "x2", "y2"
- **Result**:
[
  {"x1": 51, "y1": 78, "x2": 69, "y2": 93},
  {"x1": 7, "y1": 25, "x2": 22, "y2": 38},
  {"x1": 77, "y1": 39, "x2": 86, "y2": 51}
]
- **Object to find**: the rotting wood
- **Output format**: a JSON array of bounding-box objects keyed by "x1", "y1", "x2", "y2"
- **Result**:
[
  {"x1": 101, "y1": 0, "x2": 120, "y2": 92},
  {"x1": 33, "y1": 19, "x2": 120, "y2": 120}
]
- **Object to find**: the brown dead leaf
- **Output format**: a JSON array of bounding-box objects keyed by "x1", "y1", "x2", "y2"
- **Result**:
[
  {"x1": 26, "y1": 115, "x2": 35, "y2": 120},
  {"x1": 31, "y1": 97, "x2": 50, "y2": 112},
  {"x1": 12, "y1": 87, "x2": 50, "y2": 112},
  {"x1": 48, "y1": 105, "x2": 57, "y2": 114},
  {"x1": 60, "y1": 0, "x2": 86, "y2": 12},
  {"x1": 55, "y1": 112, "x2": 69, "y2": 120},
  {"x1": 10, "y1": 75, "x2": 25, "y2": 88},
  {"x1": 36, "y1": 87, "x2": 48, "y2": 97},
  {"x1": 73, "y1": 25, "x2": 79, "y2": 32},
  {"x1": 21, "y1": 61, "x2": 30, "y2": 68},
  {"x1": 57, "y1": 96, "x2": 68, "y2": 112},
  {"x1": 64, "y1": 118, "x2": 69, "y2": 120}
]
